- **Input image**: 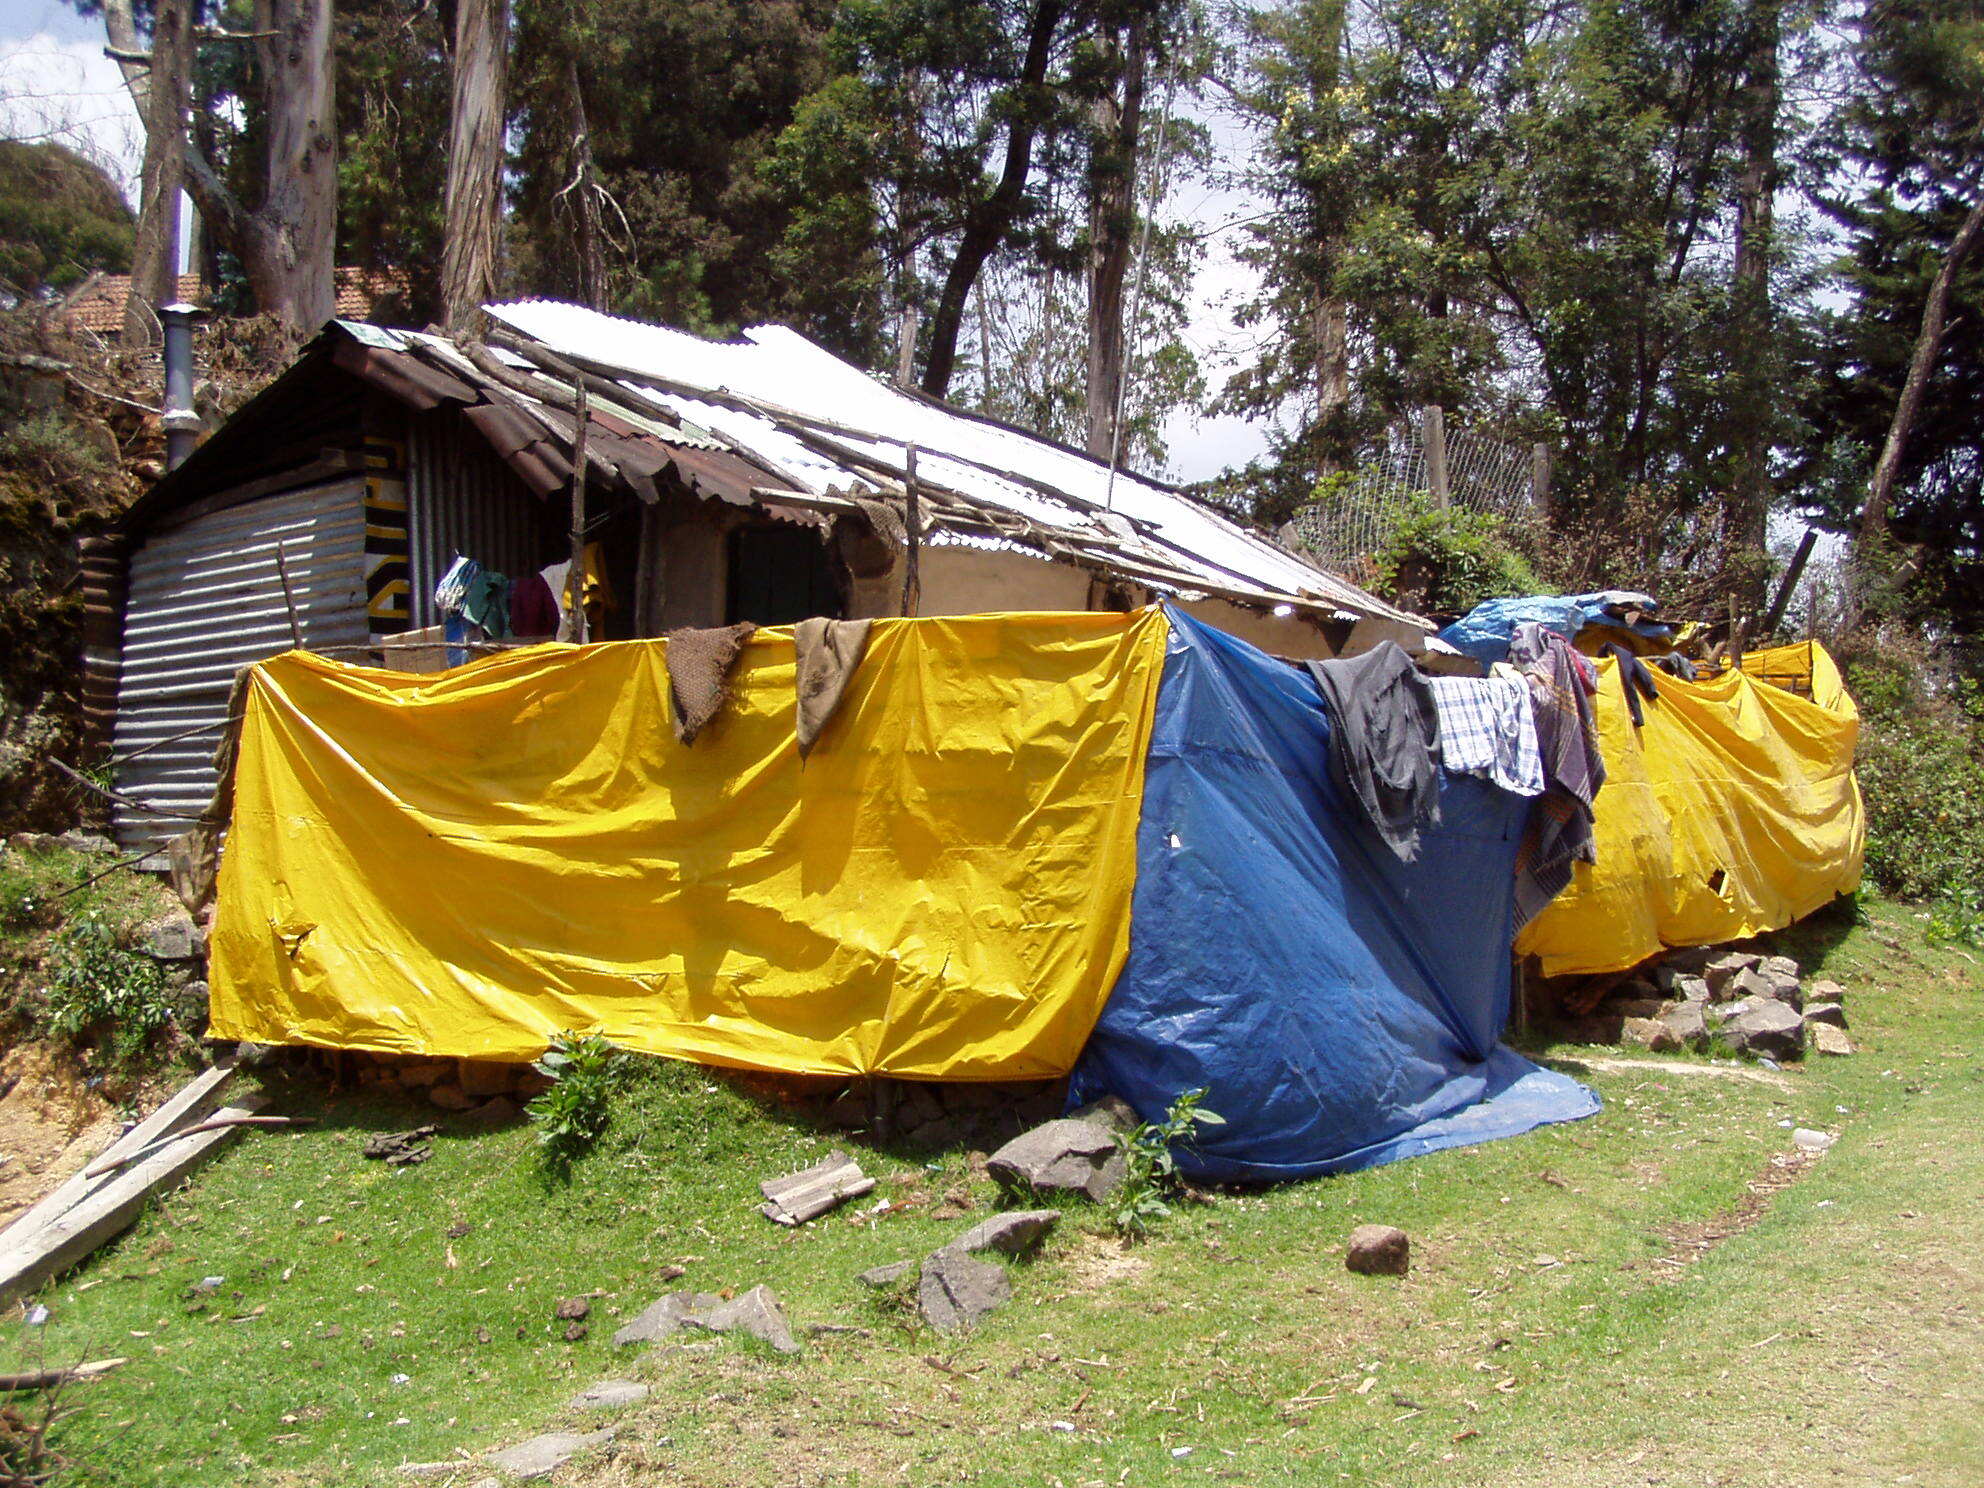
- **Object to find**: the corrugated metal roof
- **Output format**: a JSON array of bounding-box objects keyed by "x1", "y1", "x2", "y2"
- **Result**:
[{"x1": 481, "y1": 302, "x2": 1425, "y2": 628}]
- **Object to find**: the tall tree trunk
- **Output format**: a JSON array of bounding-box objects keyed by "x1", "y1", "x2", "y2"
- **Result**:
[
  {"x1": 1860, "y1": 192, "x2": 1984, "y2": 543},
  {"x1": 249, "y1": 0, "x2": 338, "y2": 328},
  {"x1": 125, "y1": 0, "x2": 192, "y2": 346},
  {"x1": 562, "y1": 57, "x2": 604, "y2": 309},
  {"x1": 919, "y1": 0, "x2": 1067, "y2": 398},
  {"x1": 1307, "y1": 0, "x2": 1349, "y2": 465},
  {"x1": 1728, "y1": 0, "x2": 1780, "y2": 593},
  {"x1": 442, "y1": 0, "x2": 511, "y2": 330},
  {"x1": 111, "y1": 0, "x2": 338, "y2": 334},
  {"x1": 1084, "y1": 16, "x2": 1147, "y2": 460}
]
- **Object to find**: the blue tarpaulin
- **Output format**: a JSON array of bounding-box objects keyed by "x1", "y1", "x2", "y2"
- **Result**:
[{"x1": 1069, "y1": 609, "x2": 1600, "y2": 1181}]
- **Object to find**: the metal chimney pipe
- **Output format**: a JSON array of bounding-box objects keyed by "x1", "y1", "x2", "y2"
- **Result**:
[{"x1": 159, "y1": 301, "x2": 204, "y2": 469}]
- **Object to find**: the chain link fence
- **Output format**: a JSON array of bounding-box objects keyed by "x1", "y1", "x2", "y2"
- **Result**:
[{"x1": 1283, "y1": 414, "x2": 1549, "y2": 580}]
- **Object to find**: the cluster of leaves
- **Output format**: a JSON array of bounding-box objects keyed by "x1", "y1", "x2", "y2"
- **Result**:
[
  {"x1": 33, "y1": 912, "x2": 174, "y2": 1068},
  {"x1": 0, "y1": 140, "x2": 133, "y2": 298},
  {"x1": 1844, "y1": 633, "x2": 1984, "y2": 943},
  {"x1": 526, "y1": 1030, "x2": 632, "y2": 1176},
  {"x1": 1104, "y1": 1086, "x2": 1223, "y2": 1242},
  {"x1": 1371, "y1": 500, "x2": 1542, "y2": 621}
]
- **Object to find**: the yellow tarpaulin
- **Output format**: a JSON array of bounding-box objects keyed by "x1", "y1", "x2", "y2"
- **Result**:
[
  {"x1": 208, "y1": 610, "x2": 1169, "y2": 1079},
  {"x1": 1516, "y1": 641, "x2": 1864, "y2": 976}
]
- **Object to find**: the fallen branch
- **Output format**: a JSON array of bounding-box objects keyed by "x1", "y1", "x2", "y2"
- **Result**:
[
  {"x1": 0, "y1": 1357, "x2": 128, "y2": 1392},
  {"x1": 83, "y1": 1115, "x2": 311, "y2": 1179}
]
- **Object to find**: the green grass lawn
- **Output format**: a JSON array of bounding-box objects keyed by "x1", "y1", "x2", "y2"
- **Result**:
[{"x1": 7, "y1": 893, "x2": 1980, "y2": 1487}]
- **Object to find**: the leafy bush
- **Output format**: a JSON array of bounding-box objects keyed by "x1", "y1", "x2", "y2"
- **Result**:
[
  {"x1": 1845, "y1": 638, "x2": 1984, "y2": 943},
  {"x1": 38, "y1": 911, "x2": 173, "y2": 1065},
  {"x1": 1374, "y1": 501, "x2": 1543, "y2": 619},
  {"x1": 526, "y1": 1031, "x2": 631, "y2": 1175},
  {"x1": 1104, "y1": 1087, "x2": 1225, "y2": 1242}
]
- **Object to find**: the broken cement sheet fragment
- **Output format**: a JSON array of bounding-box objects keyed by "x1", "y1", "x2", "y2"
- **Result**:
[
  {"x1": 612, "y1": 1290, "x2": 725, "y2": 1347},
  {"x1": 683, "y1": 1283, "x2": 802, "y2": 1355},
  {"x1": 484, "y1": 1427, "x2": 616, "y2": 1481},
  {"x1": 794, "y1": 617, "x2": 873, "y2": 756},
  {"x1": 664, "y1": 622, "x2": 757, "y2": 743},
  {"x1": 760, "y1": 1149, "x2": 875, "y2": 1226}
]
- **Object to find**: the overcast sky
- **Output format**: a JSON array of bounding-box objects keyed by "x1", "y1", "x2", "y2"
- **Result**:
[{"x1": 0, "y1": 5, "x2": 1267, "y2": 479}]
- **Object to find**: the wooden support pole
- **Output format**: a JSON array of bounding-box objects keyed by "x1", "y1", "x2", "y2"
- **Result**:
[
  {"x1": 1761, "y1": 526, "x2": 1818, "y2": 638},
  {"x1": 900, "y1": 445, "x2": 922, "y2": 618},
  {"x1": 1423, "y1": 405, "x2": 1450, "y2": 508},
  {"x1": 561, "y1": 380, "x2": 590, "y2": 643},
  {"x1": 273, "y1": 542, "x2": 303, "y2": 649},
  {"x1": 1529, "y1": 441, "x2": 1553, "y2": 517}
]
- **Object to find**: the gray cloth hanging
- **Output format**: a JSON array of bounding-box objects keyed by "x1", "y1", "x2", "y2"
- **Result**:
[{"x1": 1304, "y1": 641, "x2": 1442, "y2": 862}]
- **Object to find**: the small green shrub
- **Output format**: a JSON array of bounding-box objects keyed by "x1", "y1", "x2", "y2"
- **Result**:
[
  {"x1": 1846, "y1": 644, "x2": 1984, "y2": 943},
  {"x1": 1104, "y1": 1087, "x2": 1225, "y2": 1242},
  {"x1": 1374, "y1": 501, "x2": 1543, "y2": 619},
  {"x1": 39, "y1": 910, "x2": 173, "y2": 1065},
  {"x1": 526, "y1": 1030, "x2": 630, "y2": 1175}
]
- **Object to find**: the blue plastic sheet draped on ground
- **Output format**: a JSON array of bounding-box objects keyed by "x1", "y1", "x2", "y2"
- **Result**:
[{"x1": 1070, "y1": 611, "x2": 1600, "y2": 1182}]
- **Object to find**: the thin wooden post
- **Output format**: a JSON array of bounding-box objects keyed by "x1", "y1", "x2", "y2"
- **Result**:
[
  {"x1": 900, "y1": 445, "x2": 922, "y2": 617},
  {"x1": 560, "y1": 380, "x2": 590, "y2": 643},
  {"x1": 1762, "y1": 526, "x2": 1818, "y2": 638},
  {"x1": 273, "y1": 542, "x2": 303, "y2": 649},
  {"x1": 1422, "y1": 405, "x2": 1450, "y2": 508},
  {"x1": 1529, "y1": 441, "x2": 1553, "y2": 516}
]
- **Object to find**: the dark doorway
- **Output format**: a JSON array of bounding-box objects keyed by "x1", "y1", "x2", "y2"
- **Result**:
[{"x1": 726, "y1": 523, "x2": 844, "y2": 626}]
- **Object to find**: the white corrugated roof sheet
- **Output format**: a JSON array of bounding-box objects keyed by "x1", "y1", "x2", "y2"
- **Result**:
[{"x1": 483, "y1": 301, "x2": 1424, "y2": 628}]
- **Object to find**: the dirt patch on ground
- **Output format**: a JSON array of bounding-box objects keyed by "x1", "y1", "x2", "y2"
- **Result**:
[
  {"x1": 1644, "y1": 1145, "x2": 1819, "y2": 1280},
  {"x1": 1055, "y1": 1229, "x2": 1151, "y2": 1293},
  {"x1": 0, "y1": 1043, "x2": 119, "y2": 1228}
]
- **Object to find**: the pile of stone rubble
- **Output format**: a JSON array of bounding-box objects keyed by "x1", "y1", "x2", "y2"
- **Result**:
[{"x1": 1571, "y1": 947, "x2": 1854, "y2": 1062}]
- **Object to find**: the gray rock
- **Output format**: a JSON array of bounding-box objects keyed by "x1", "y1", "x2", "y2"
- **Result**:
[
  {"x1": 687, "y1": 1284, "x2": 800, "y2": 1355},
  {"x1": 1657, "y1": 1000, "x2": 1709, "y2": 1050},
  {"x1": 1718, "y1": 999, "x2": 1805, "y2": 1061},
  {"x1": 1759, "y1": 971, "x2": 1804, "y2": 1008},
  {"x1": 918, "y1": 1248, "x2": 1011, "y2": 1333},
  {"x1": 986, "y1": 1119, "x2": 1126, "y2": 1201},
  {"x1": 1704, "y1": 952, "x2": 1761, "y2": 997},
  {"x1": 1067, "y1": 1094, "x2": 1140, "y2": 1133},
  {"x1": 57, "y1": 830, "x2": 115, "y2": 855},
  {"x1": 1760, "y1": 954, "x2": 1801, "y2": 982},
  {"x1": 613, "y1": 1290, "x2": 724, "y2": 1347},
  {"x1": 484, "y1": 1428, "x2": 615, "y2": 1481},
  {"x1": 1803, "y1": 1001, "x2": 1848, "y2": 1029},
  {"x1": 459, "y1": 1095, "x2": 521, "y2": 1129},
  {"x1": 1810, "y1": 1023, "x2": 1855, "y2": 1057},
  {"x1": 1621, "y1": 1016, "x2": 1680, "y2": 1053},
  {"x1": 427, "y1": 1083, "x2": 477, "y2": 1111},
  {"x1": 1726, "y1": 966, "x2": 1775, "y2": 1006},
  {"x1": 857, "y1": 1260, "x2": 915, "y2": 1289},
  {"x1": 7, "y1": 832, "x2": 62, "y2": 854},
  {"x1": 1807, "y1": 978, "x2": 1848, "y2": 1007},
  {"x1": 1345, "y1": 1224, "x2": 1411, "y2": 1277},
  {"x1": 945, "y1": 1209, "x2": 1060, "y2": 1258},
  {"x1": 1609, "y1": 997, "x2": 1667, "y2": 1020},
  {"x1": 1672, "y1": 975, "x2": 1711, "y2": 1003},
  {"x1": 1661, "y1": 946, "x2": 1720, "y2": 975},
  {"x1": 568, "y1": 1380, "x2": 650, "y2": 1411},
  {"x1": 139, "y1": 912, "x2": 206, "y2": 962}
]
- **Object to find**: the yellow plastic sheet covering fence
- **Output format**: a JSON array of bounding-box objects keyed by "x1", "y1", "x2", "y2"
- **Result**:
[
  {"x1": 1516, "y1": 641, "x2": 1864, "y2": 977},
  {"x1": 208, "y1": 610, "x2": 1169, "y2": 1079}
]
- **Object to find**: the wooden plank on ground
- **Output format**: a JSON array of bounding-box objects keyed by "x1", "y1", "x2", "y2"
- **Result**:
[
  {"x1": 0, "y1": 1055, "x2": 238, "y2": 1253},
  {"x1": 759, "y1": 1150, "x2": 875, "y2": 1226},
  {"x1": 0, "y1": 1096, "x2": 266, "y2": 1307}
]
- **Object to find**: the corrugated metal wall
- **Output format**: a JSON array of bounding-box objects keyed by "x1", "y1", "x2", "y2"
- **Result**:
[
  {"x1": 406, "y1": 409, "x2": 551, "y2": 627},
  {"x1": 112, "y1": 481, "x2": 368, "y2": 852}
]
